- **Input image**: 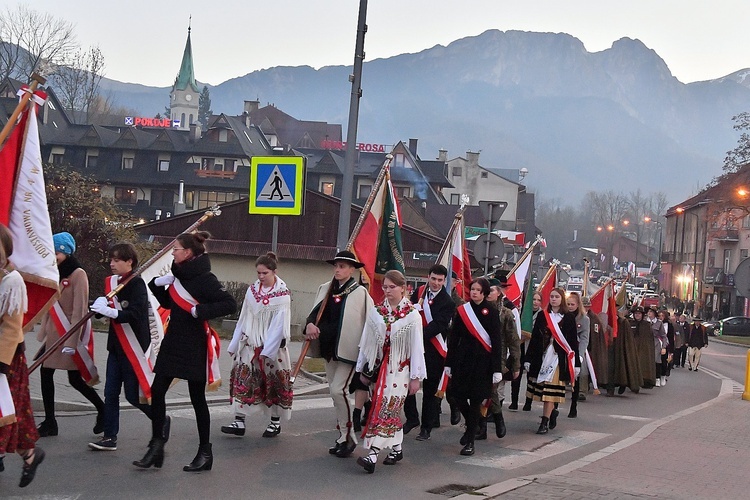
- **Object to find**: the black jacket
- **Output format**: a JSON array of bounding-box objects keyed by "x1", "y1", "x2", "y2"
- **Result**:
[
  {"x1": 106, "y1": 275, "x2": 150, "y2": 353},
  {"x1": 525, "y1": 309, "x2": 580, "y2": 383},
  {"x1": 149, "y1": 254, "x2": 236, "y2": 382}
]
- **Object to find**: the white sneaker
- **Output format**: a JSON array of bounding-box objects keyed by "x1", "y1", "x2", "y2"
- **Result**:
[
  {"x1": 660, "y1": 376, "x2": 667, "y2": 386},
  {"x1": 655, "y1": 378, "x2": 661, "y2": 387}
]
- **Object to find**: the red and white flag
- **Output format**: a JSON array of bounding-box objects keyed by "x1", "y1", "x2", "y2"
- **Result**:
[
  {"x1": 0, "y1": 88, "x2": 59, "y2": 329},
  {"x1": 539, "y1": 265, "x2": 558, "y2": 310},
  {"x1": 504, "y1": 249, "x2": 533, "y2": 307},
  {"x1": 437, "y1": 216, "x2": 471, "y2": 301},
  {"x1": 589, "y1": 279, "x2": 618, "y2": 338},
  {"x1": 351, "y1": 163, "x2": 404, "y2": 304}
]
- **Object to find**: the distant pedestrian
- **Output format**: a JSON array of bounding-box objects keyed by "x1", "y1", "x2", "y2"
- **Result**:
[
  {"x1": 675, "y1": 314, "x2": 689, "y2": 368},
  {"x1": 687, "y1": 316, "x2": 708, "y2": 371}
]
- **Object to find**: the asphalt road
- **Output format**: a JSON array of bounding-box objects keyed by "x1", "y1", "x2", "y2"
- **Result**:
[{"x1": 1, "y1": 351, "x2": 727, "y2": 499}]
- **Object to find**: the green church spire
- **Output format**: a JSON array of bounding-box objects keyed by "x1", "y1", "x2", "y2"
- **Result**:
[{"x1": 174, "y1": 24, "x2": 199, "y2": 92}]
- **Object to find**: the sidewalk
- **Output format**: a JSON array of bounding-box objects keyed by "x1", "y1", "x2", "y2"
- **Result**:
[
  {"x1": 26, "y1": 331, "x2": 326, "y2": 413},
  {"x1": 457, "y1": 375, "x2": 748, "y2": 499}
]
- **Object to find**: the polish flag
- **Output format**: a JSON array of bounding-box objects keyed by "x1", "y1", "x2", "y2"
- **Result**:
[
  {"x1": 539, "y1": 265, "x2": 558, "y2": 310},
  {"x1": 438, "y1": 216, "x2": 471, "y2": 301},
  {"x1": 589, "y1": 279, "x2": 618, "y2": 338},
  {"x1": 0, "y1": 88, "x2": 59, "y2": 329},
  {"x1": 504, "y1": 250, "x2": 532, "y2": 307}
]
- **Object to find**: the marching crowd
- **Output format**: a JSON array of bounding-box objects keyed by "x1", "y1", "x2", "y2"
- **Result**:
[{"x1": 0, "y1": 223, "x2": 711, "y2": 487}]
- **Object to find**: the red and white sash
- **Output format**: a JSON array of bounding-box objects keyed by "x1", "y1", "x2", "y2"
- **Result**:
[
  {"x1": 542, "y1": 309, "x2": 576, "y2": 380},
  {"x1": 457, "y1": 303, "x2": 492, "y2": 353},
  {"x1": 435, "y1": 367, "x2": 450, "y2": 399},
  {"x1": 49, "y1": 299, "x2": 99, "y2": 386},
  {"x1": 417, "y1": 285, "x2": 447, "y2": 358},
  {"x1": 106, "y1": 275, "x2": 154, "y2": 401},
  {"x1": 168, "y1": 279, "x2": 222, "y2": 391},
  {"x1": 0, "y1": 373, "x2": 15, "y2": 427}
]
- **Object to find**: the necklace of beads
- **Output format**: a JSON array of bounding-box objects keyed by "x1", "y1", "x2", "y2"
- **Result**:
[
  {"x1": 377, "y1": 301, "x2": 415, "y2": 325},
  {"x1": 251, "y1": 280, "x2": 289, "y2": 305}
]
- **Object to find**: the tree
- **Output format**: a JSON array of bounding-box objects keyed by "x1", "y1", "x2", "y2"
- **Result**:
[
  {"x1": 723, "y1": 112, "x2": 750, "y2": 174},
  {"x1": 0, "y1": 5, "x2": 76, "y2": 81},
  {"x1": 54, "y1": 45, "x2": 105, "y2": 124},
  {"x1": 44, "y1": 163, "x2": 159, "y2": 295},
  {"x1": 198, "y1": 85, "x2": 212, "y2": 129}
]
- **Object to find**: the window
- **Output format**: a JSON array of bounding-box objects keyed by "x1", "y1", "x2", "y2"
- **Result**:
[
  {"x1": 724, "y1": 249, "x2": 731, "y2": 273},
  {"x1": 394, "y1": 186, "x2": 411, "y2": 199},
  {"x1": 218, "y1": 129, "x2": 228, "y2": 142},
  {"x1": 321, "y1": 182, "x2": 334, "y2": 196},
  {"x1": 50, "y1": 146, "x2": 65, "y2": 165},
  {"x1": 742, "y1": 249, "x2": 749, "y2": 260},
  {"x1": 196, "y1": 191, "x2": 239, "y2": 209},
  {"x1": 708, "y1": 249, "x2": 716, "y2": 268},
  {"x1": 744, "y1": 216, "x2": 750, "y2": 229},
  {"x1": 189, "y1": 114, "x2": 194, "y2": 125},
  {"x1": 450, "y1": 193, "x2": 461, "y2": 205},
  {"x1": 85, "y1": 153, "x2": 98, "y2": 169},
  {"x1": 181, "y1": 113, "x2": 186, "y2": 126},
  {"x1": 157, "y1": 153, "x2": 170, "y2": 172},
  {"x1": 201, "y1": 158, "x2": 215, "y2": 170},
  {"x1": 224, "y1": 159, "x2": 236, "y2": 172},
  {"x1": 121, "y1": 151, "x2": 135, "y2": 170},
  {"x1": 114, "y1": 187, "x2": 137, "y2": 205},
  {"x1": 452, "y1": 166, "x2": 462, "y2": 177},
  {"x1": 358, "y1": 183, "x2": 372, "y2": 199},
  {"x1": 185, "y1": 191, "x2": 195, "y2": 210},
  {"x1": 394, "y1": 153, "x2": 405, "y2": 168},
  {"x1": 481, "y1": 171, "x2": 488, "y2": 178},
  {"x1": 150, "y1": 189, "x2": 174, "y2": 207}
]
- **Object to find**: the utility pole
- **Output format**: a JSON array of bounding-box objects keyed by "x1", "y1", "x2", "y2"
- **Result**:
[{"x1": 336, "y1": 0, "x2": 368, "y2": 250}]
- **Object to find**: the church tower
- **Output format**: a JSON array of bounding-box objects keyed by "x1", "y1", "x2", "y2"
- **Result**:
[{"x1": 170, "y1": 23, "x2": 199, "y2": 130}]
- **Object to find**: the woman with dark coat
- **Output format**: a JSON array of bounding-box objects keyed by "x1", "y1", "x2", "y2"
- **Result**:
[
  {"x1": 134, "y1": 231, "x2": 236, "y2": 472},
  {"x1": 524, "y1": 287, "x2": 579, "y2": 435},
  {"x1": 444, "y1": 278, "x2": 504, "y2": 456}
]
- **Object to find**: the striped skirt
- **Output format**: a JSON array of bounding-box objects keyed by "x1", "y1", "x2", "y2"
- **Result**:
[{"x1": 526, "y1": 368, "x2": 566, "y2": 404}]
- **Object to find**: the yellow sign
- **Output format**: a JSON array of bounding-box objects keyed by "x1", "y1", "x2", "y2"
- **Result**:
[{"x1": 249, "y1": 156, "x2": 305, "y2": 215}]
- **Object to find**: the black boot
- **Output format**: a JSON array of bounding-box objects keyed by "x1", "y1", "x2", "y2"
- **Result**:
[
  {"x1": 353, "y1": 408, "x2": 362, "y2": 433},
  {"x1": 475, "y1": 416, "x2": 487, "y2": 440},
  {"x1": 183, "y1": 443, "x2": 213, "y2": 472},
  {"x1": 493, "y1": 410, "x2": 507, "y2": 438},
  {"x1": 568, "y1": 392, "x2": 578, "y2": 418},
  {"x1": 522, "y1": 398, "x2": 532, "y2": 412},
  {"x1": 549, "y1": 408, "x2": 559, "y2": 430},
  {"x1": 37, "y1": 419, "x2": 58, "y2": 437},
  {"x1": 536, "y1": 416, "x2": 549, "y2": 434},
  {"x1": 132, "y1": 438, "x2": 165, "y2": 469},
  {"x1": 93, "y1": 411, "x2": 104, "y2": 435},
  {"x1": 450, "y1": 404, "x2": 461, "y2": 425}
]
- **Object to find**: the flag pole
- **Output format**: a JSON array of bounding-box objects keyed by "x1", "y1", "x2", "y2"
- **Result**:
[
  {"x1": 436, "y1": 204, "x2": 467, "y2": 264},
  {"x1": 29, "y1": 206, "x2": 221, "y2": 373},
  {"x1": 0, "y1": 73, "x2": 46, "y2": 148},
  {"x1": 583, "y1": 257, "x2": 590, "y2": 297},
  {"x1": 538, "y1": 262, "x2": 557, "y2": 288},
  {"x1": 344, "y1": 154, "x2": 392, "y2": 250}
]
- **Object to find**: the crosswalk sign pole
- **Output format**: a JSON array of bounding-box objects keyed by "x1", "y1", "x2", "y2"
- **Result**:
[{"x1": 272, "y1": 216, "x2": 279, "y2": 253}]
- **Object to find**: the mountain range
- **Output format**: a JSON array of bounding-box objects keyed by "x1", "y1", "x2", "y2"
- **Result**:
[{"x1": 98, "y1": 30, "x2": 750, "y2": 202}]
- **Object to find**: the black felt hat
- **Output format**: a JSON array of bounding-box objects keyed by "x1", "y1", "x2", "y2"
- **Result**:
[{"x1": 326, "y1": 250, "x2": 365, "y2": 268}]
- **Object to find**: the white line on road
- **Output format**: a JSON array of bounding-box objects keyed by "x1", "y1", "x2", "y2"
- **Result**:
[
  {"x1": 458, "y1": 430, "x2": 609, "y2": 470},
  {"x1": 607, "y1": 414, "x2": 652, "y2": 422}
]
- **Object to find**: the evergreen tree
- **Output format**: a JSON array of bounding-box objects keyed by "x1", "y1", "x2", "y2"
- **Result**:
[{"x1": 199, "y1": 85, "x2": 212, "y2": 129}]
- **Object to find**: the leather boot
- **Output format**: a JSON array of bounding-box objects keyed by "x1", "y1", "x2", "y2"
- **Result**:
[
  {"x1": 133, "y1": 438, "x2": 165, "y2": 469},
  {"x1": 536, "y1": 416, "x2": 549, "y2": 435},
  {"x1": 37, "y1": 419, "x2": 58, "y2": 437},
  {"x1": 353, "y1": 408, "x2": 362, "y2": 433},
  {"x1": 493, "y1": 410, "x2": 507, "y2": 438},
  {"x1": 183, "y1": 443, "x2": 213, "y2": 472},
  {"x1": 450, "y1": 404, "x2": 461, "y2": 425},
  {"x1": 549, "y1": 408, "x2": 559, "y2": 430},
  {"x1": 475, "y1": 416, "x2": 487, "y2": 440},
  {"x1": 522, "y1": 398, "x2": 532, "y2": 412}
]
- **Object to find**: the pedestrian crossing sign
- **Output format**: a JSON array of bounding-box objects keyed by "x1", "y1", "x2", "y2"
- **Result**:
[{"x1": 249, "y1": 156, "x2": 305, "y2": 215}]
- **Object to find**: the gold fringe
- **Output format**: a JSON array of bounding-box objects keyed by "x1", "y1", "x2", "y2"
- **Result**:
[
  {"x1": 435, "y1": 390, "x2": 445, "y2": 399},
  {"x1": 0, "y1": 414, "x2": 17, "y2": 427},
  {"x1": 206, "y1": 379, "x2": 222, "y2": 392}
]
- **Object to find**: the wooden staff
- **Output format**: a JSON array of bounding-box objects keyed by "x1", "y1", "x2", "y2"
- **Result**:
[
  {"x1": 291, "y1": 154, "x2": 394, "y2": 384},
  {"x1": 29, "y1": 207, "x2": 220, "y2": 373},
  {"x1": 0, "y1": 73, "x2": 46, "y2": 148},
  {"x1": 583, "y1": 257, "x2": 590, "y2": 297},
  {"x1": 537, "y1": 262, "x2": 558, "y2": 288}
]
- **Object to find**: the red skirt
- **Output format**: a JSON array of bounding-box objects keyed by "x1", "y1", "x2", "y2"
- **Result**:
[{"x1": 0, "y1": 345, "x2": 38, "y2": 453}]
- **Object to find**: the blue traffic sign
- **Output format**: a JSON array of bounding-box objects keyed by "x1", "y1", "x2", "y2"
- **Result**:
[{"x1": 249, "y1": 156, "x2": 305, "y2": 215}]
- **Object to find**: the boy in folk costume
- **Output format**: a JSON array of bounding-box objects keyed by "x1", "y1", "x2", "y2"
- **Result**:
[
  {"x1": 304, "y1": 251, "x2": 374, "y2": 458},
  {"x1": 404, "y1": 264, "x2": 455, "y2": 441},
  {"x1": 36, "y1": 232, "x2": 104, "y2": 437},
  {"x1": 88, "y1": 243, "x2": 161, "y2": 451}
]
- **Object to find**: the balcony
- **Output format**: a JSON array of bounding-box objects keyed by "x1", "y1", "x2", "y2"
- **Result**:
[
  {"x1": 194, "y1": 169, "x2": 237, "y2": 180},
  {"x1": 713, "y1": 229, "x2": 739, "y2": 243}
]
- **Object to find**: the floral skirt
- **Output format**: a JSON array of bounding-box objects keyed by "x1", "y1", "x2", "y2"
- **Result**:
[
  {"x1": 0, "y1": 346, "x2": 38, "y2": 453},
  {"x1": 230, "y1": 344, "x2": 293, "y2": 419},
  {"x1": 363, "y1": 358, "x2": 409, "y2": 451}
]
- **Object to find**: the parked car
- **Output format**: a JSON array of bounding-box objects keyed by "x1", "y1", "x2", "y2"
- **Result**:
[
  {"x1": 714, "y1": 316, "x2": 750, "y2": 337},
  {"x1": 702, "y1": 320, "x2": 720, "y2": 336}
]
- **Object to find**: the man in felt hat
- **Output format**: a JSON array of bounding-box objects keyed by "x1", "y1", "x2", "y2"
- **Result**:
[
  {"x1": 686, "y1": 315, "x2": 708, "y2": 371},
  {"x1": 305, "y1": 251, "x2": 374, "y2": 457}
]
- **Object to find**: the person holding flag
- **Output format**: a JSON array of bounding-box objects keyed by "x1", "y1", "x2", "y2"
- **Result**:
[
  {"x1": 88, "y1": 243, "x2": 155, "y2": 452},
  {"x1": 0, "y1": 224, "x2": 45, "y2": 487},
  {"x1": 37, "y1": 232, "x2": 104, "y2": 438},
  {"x1": 134, "y1": 231, "x2": 236, "y2": 472},
  {"x1": 524, "y1": 287, "x2": 579, "y2": 435},
  {"x1": 444, "y1": 278, "x2": 504, "y2": 456},
  {"x1": 404, "y1": 264, "x2": 455, "y2": 441}
]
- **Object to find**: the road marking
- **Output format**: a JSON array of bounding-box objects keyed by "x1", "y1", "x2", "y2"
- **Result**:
[
  {"x1": 607, "y1": 414, "x2": 652, "y2": 422},
  {"x1": 458, "y1": 430, "x2": 609, "y2": 470}
]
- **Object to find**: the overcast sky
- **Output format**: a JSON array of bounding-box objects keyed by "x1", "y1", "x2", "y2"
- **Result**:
[{"x1": 23, "y1": 0, "x2": 750, "y2": 87}]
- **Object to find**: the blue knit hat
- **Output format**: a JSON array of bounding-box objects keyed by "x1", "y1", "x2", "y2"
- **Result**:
[{"x1": 53, "y1": 232, "x2": 76, "y2": 255}]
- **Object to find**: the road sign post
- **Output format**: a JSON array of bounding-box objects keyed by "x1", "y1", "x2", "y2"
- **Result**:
[{"x1": 477, "y1": 201, "x2": 508, "y2": 274}]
